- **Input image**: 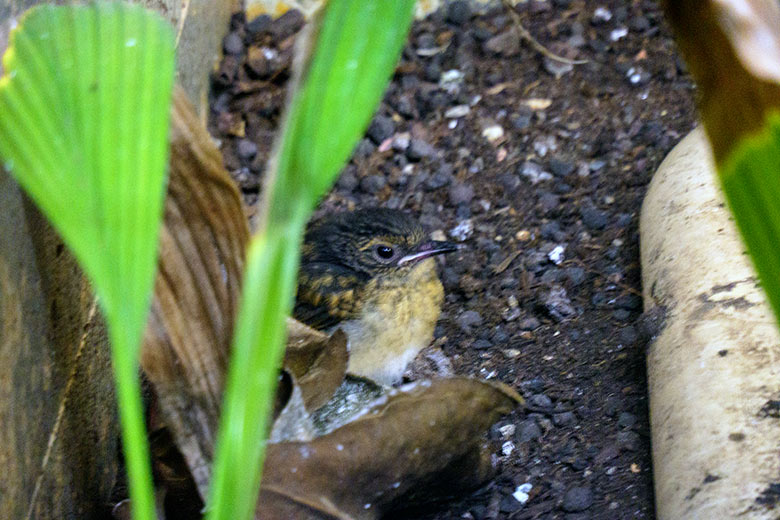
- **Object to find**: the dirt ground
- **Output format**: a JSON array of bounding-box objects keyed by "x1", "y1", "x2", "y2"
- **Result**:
[{"x1": 208, "y1": 1, "x2": 697, "y2": 518}]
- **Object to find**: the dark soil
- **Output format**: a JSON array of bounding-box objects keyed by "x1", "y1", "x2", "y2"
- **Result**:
[{"x1": 208, "y1": 1, "x2": 696, "y2": 518}]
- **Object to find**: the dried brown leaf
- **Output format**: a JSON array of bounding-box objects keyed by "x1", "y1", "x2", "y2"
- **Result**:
[
  {"x1": 141, "y1": 86, "x2": 250, "y2": 498},
  {"x1": 284, "y1": 323, "x2": 348, "y2": 412},
  {"x1": 662, "y1": 0, "x2": 780, "y2": 162},
  {"x1": 257, "y1": 378, "x2": 522, "y2": 519},
  {"x1": 140, "y1": 87, "x2": 339, "y2": 501}
]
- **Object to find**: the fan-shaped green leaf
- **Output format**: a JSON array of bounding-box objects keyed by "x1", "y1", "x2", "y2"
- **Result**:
[{"x1": 0, "y1": 4, "x2": 175, "y2": 520}]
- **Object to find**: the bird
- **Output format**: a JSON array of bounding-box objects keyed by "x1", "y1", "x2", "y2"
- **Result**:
[{"x1": 294, "y1": 208, "x2": 457, "y2": 385}]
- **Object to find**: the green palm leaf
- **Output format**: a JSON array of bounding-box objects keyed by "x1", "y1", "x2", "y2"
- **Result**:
[{"x1": 0, "y1": 4, "x2": 175, "y2": 520}]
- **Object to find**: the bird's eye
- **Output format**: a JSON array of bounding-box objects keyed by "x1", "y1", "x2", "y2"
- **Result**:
[{"x1": 375, "y1": 245, "x2": 395, "y2": 260}]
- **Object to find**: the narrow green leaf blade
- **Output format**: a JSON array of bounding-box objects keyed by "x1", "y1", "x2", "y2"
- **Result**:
[
  {"x1": 0, "y1": 4, "x2": 175, "y2": 520},
  {"x1": 208, "y1": 1, "x2": 415, "y2": 519},
  {"x1": 719, "y1": 113, "x2": 780, "y2": 321},
  {"x1": 267, "y1": 0, "x2": 416, "y2": 223},
  {"x1": 208, "y1": 224, "x2": 304, "y2": 520}
]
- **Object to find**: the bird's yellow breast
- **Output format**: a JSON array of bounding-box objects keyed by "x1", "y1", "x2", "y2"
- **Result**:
[{"x1": 336, "y1": 258, "x2": 443, "y2": 385}]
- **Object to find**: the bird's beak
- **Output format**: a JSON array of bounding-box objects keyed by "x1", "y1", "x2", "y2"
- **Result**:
[{"x1": 398, "y1": 240, "x2": 459, "y2": 265}]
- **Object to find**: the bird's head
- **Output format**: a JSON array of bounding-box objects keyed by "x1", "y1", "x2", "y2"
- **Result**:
[{"x1": 302, "y1": 208, "x2": 457, "y2": 278}]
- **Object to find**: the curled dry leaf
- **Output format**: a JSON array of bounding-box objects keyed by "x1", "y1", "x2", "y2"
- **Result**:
[
  {"x1": 141, "y1": 86, "x2": 251, "y2": 498},
  {"x1": 257, "y1": 378, "x2": 522, "y2": 520},
  {"x1": 284, "y1": 321, "x2": 348, "y2": 412},
  {"x1": 140, "y1": 86, "x2": 346, "y2": 500}
]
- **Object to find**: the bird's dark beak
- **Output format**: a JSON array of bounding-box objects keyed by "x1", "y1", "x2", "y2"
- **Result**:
[{"x1": 398, "y1": 240, "x2": 459, "y2": 265}]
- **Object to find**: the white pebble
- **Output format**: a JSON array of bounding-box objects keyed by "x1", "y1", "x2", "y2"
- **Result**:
[
  {"x1": 499, "y1": 424, "x2": 516, "y2": 438},
  {"x1": 445, "y1": 105, "x2": 470, "y2": 118},
  {"x1": 610, "y1": 27, "x2": 628, "y2": 41},
  {"x1": 502, "y1": 441, "x2": 515, "y2": 456},
  {"x1": 449, "y1": 219, "x2": 474, "y2": 241},
  {"x1": 594, "y1": 6, "x2": 612, "y2": 22},
  {"x1": 548, "y1": 245, "x2": 565, "y2": 265},
  {"x1": 513, "y1": 483, "x2": 533, "y2": 503},
  {"x1": 482, "y1": 125, "x2": 505, "y2": 142}
]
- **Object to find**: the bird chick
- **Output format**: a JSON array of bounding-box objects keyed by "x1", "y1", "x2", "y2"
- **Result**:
[{"x1": 294, "y1": 208, "x2": 456, "y2": 385}]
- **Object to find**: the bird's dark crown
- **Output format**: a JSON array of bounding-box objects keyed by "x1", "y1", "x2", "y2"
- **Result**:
[{"x1": 302, "y1": 208, "x2": 454, "y2": 277}]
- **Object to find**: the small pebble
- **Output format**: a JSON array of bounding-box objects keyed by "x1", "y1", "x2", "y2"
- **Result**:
[
  {"x1": 366, "y1": 115, "x2": 395, "y2": 144},
  {"x1": 392, "y1": 133, "x2": 411, "y2": 151},
  {"x1": 544, "y1": 286, "x2": 577, "y2": 321},
  {"x1": 614, "y1": 294, "x2": 643, "y2": 310},
  {"x1": 513, "y1": 483, "x2": 533, "y2": 504},
  {"x1": 236, "y1": 138, "x2": 258, "y2": 161},
  {"x1": 540, "y1": 269, "x2": 562, "y2": 285},
  {"x1": 539, "y1": 192, "x2": 560, "y2": 214},
  {"x1": 520, "y1": 378, "x2": 546, "y2": 393},
  {"x1": 618, "y1": 326, "x2": 638, "y2": 345},
  {"x1": 553, "y1": 412, "x2": 577, "y2": 427},
  {"x1": 484, "y1": 30, "x2": 521, "y2": 56},
  {"x1": 246, "y1": 14, "x2": 272, "y2": 37},
  {"x1": 482, "y1": 125, "x2": 504, "y2": 142},
  {"x1": 336, "y1": 166, "x2": 359, "y2": 191},
  {"x1": 592, "y1": 6, "x2": 612, "y2": 23},
  {"x1": 430, "y1": 230, "x2": 447, "y2": 242},
  {"x1": 512, "y1": 108, "x2": 533, "y2": 129},
  {"x1": 565, "y1": 267, "x2": 587, "y2": 286},
  {"x1": 492, "y1": 327, "x2": 509, "y2": 343},
  {"x1": 353, "y1": 138, "x2": 374, "y2": 160},
  {"x1": 626, "y1": 66, "x2": 651, "y2": 86},
  {"x1": 500, "y1": 494, "x2": 523, "y2": 513},
  {"x1": 630, "y1": 15, "x2": 651, "y2": 32},
  {"x1": 562, "y1": 486, "x2": 594, "y2": 512},
  {"x1": 457, "y1": 310, "x2": 483, "y2": 331},
  {"x1": 519, "y1": 316, "x2": 541, "y2": 331},
  {"x1": 445, "y1": 105, "x2": 470, "y2": 118},
  {"x1": 439, "y1": 69, "x2": 465, "y2": 94},
  {"x1": 360, "y1": 174, "x2": 387, "y2": 194},
  {"x1": 618, "y1": 412, "x2": 637, "y2": 429},
  {"x1": 425, "y1": 167, "x2": 454, "y2": 190},
  {"x1": 549, "y1": 158, "x2": 575, "y2": 177},
  {"x1": 521, "y1": 161, "x2": 553, "y2": 184},
  {"x1": 223, "y1": 31, "x2": 244, "y2": 55},
  {"x1": 610, "y1": 27, "x2": 629, "y2": 41},
  {"x1": 529, "y1": 394, "x2": 553, "y2": 409},
  {"x1": 502, "y1": 440, "x2": 515, "y2": 456},
  {"x1": 617, "y1": 430, "x2": 641, "y2": 451},
  {"x1": 449, "y1": 183, "x2": 475, "y2": 206},
  {"x1": 540, "y1": 221, "x2": 565, "y2": 241},
  {"x1": 446, "y1": 0, "x2": 472, "y2": 25},
  {"x1": 472, "y1": 338, "x2": 493, "y2": 350},
  {"x1": 269, "y1": 9, "x2": 305, "y2": 40},
  {"x1": 407, "y1": 139, "x2": 436, "y2": 161},
  {"x1": 580, "y1": 206, "x2": 608, "y2": 230},
  {"x1": 450, "y1": 219, "x2": 474, "y2": 241},
  {"x1": 548, "y1": 245, "x2": 565, "y2": 265},
  {"x1": 533, "y1": 135, "x2": 557, "y2": 157},
  {"x1": 518, "y1": 420, "x2": 542, "y2": 442},
  {"x1": 455, "y1": 203, "x2": 471, "y2": 220}
]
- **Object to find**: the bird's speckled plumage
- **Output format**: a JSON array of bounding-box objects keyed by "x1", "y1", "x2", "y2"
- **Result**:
[{"x1": 294, "y1": 208, "x2": 454, "y2": 384}]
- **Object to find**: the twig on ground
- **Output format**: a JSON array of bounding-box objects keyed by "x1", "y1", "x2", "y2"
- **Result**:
[{"x1": 501, "y1": 0, "x2": 588, "y2": 65}]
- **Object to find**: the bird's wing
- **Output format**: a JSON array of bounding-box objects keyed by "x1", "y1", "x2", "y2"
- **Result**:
[{"x1": 294, "y1": 262, "x2": 364, "y2": 330}]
